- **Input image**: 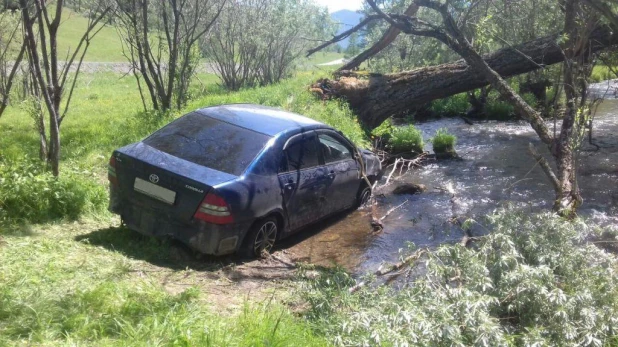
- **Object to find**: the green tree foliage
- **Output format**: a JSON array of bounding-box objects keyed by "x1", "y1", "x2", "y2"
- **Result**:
[
  {"x1": 344, "y1": 32, "x2": 361, "y2": 58},
  {"x1": 362, "y1": 0, "x2": 564, "y2": 73},
  {"x1": 203, "y1": 0, "x2": 333, "y2": 90},
  {"x1": 302, "y1": 211, "x2": 618, "y2": 346},
  {"x1": 115, "y1": 0, "x2": 223, "y2": 111}
]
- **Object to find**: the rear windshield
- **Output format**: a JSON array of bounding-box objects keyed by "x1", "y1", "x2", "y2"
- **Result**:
[{"x1": 143, "y1": 112, "x2": 271, "y2": 175}]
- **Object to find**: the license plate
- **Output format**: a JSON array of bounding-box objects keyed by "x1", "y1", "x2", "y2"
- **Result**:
[{"x1": 134, "y1": 177, "x2": 176, "y2": 205}]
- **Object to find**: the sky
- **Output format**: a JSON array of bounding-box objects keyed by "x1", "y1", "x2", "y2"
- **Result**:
[{"x1": 314, "y1": 0, "x2": 364, "y2": 13}]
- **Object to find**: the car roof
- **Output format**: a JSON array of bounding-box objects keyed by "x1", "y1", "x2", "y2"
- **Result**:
[{"x1": 195, "y1": 104, "x2": 327, "y2": 136}]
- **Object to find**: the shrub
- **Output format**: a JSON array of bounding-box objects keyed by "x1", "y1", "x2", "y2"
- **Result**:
[
  {"x1": 590, "y1": 65, "x2": 613, "y2": 83},
  {"x1": 431, "y1": 128, "x2": 456, "y2": 156},
  {"x1": 429, "y1": 93, "x2": 469, "y2": 117},
  {"x1": 0, "y1": 157, "x2": 107, "y2": 225},
  {"x1": 302, "y1": 211, "x2": 618, "y2": 346},
  {"x1": 484, "y1": 92, "x2": 537, "y2": 120},
  {"x1": 485, "y1": 99, "x2": 514, "y2": 120},
  {"x1": 371, "y1": 118, "x2": 395, "y2": 145},
  {"x1": 389, "y1": 125, "x2": 424, "y2": 154}
]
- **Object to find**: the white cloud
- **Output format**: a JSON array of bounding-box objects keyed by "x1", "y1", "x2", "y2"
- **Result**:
[{"x1": 314, "y1": 0, "x2": 364, "y2": 13}]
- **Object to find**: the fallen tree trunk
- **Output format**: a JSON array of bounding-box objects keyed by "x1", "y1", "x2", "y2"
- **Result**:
[{"x1": 312, "y1": 25, "x2": 618, "y2": 129}]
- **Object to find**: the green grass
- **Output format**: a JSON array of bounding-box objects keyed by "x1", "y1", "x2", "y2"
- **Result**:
[
  {"x1": 429, "y1": 93, "x2": 469, "y2": 117},
  {"x1": 430, "y1": 128, "x2": 456, "y2": 155},
  {"x1": 591, "y1": 65, "x2": 616, "y2": 83},
  {"x1": 0, "y1": 70, "x2": 367, "y2": 344},
  {"x1": 304, "y1": 52, "x2": 345, "y2": 66},
  {"x1": 0, "y1": 158, "x2": 107, "y2": 224},
  {"x1": 0, "y1": 221, "x2": 327, "y2": 346},
  {"x1": 0, "y1": 70, "x2": 367, "y2": 176},
  {"x1": 388, "y1": 125, "x2": 424, "y2": 155},
  {"x1": 56, "y1": 9, "x2": 127, "y2": 62}
]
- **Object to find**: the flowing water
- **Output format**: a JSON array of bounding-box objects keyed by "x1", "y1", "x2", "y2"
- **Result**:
[{"x1": 284, "y1": 85, "x2": 618, "y2": 273}]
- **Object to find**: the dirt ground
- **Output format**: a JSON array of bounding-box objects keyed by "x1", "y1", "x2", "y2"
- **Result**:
[{"x1": 68, "y1": 208, "x2": 376, "y2": 312}]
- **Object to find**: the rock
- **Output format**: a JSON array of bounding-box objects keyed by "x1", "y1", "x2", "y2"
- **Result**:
[
  {"x1": 434, "y1": 150, "x2": 459, "y2": 160},
  {"x1": 392, "y1": 183, "x2": 426, "y2": 195}
]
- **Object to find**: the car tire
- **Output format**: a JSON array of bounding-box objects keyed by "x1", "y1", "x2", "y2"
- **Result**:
[
  {"x1": 239, "y1": 217, "x2": 278, "y2": 258},
  {"x1": 356, "y1": 184, "x2": 372, "y2": 208}
]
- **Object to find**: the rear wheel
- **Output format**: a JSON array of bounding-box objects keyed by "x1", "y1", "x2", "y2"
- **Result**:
[
  {"x1": 239, "y1": 217, "x2": 278, "y2": 258},
  {"x1": 357, "y1": 184, "x2": 372, "y2": 208}
]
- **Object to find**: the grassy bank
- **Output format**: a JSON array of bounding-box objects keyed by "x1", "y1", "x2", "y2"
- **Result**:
[
  {"x1": 0, "y1": 70, "x2": 363, "y2": 345},
  {"x1": 0, "y1": 220, "x2": 327, "y2": 346},
  {"x1": 1, "y1": 71, "x2": 366, "y2": 171}
]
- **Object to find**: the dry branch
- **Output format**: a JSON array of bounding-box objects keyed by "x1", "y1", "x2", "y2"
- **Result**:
[{"x1": 349, "y1": 248, "x2": 427, "y2": 293}]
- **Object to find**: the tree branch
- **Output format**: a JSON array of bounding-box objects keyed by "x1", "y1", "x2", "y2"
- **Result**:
[
  {"x1": 306, "y1": 15, "x2": 381, "y2": 57},
  {"x1": 337, "y1": 1, "x2": 420, "y2": 72},
  {"x1": 528, "y1": 143, "x2": 560, "y2": 193}
]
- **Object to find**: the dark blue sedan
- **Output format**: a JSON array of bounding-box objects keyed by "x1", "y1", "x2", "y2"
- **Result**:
[{"x1": 108, "y1": 104, "x2": 382, "y2": 257}]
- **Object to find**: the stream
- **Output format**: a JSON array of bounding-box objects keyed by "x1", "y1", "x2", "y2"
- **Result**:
[{"x1": 283, "y1": 84, "x2": 618, "y2": 273}]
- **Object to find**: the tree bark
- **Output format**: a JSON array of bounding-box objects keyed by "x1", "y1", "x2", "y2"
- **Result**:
[{"x1": 313, "y1": 25, "x2": 617, "y2": 130}]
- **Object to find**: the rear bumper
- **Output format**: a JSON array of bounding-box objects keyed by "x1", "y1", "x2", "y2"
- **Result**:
[{"x1": 110, "y1": 197, "x2": 251, "y2": 255}]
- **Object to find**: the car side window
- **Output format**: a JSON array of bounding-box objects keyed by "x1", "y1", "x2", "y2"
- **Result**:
[
  {"x1": 318, "y1": 133, "x2": 352, "y2": 163},
  {"x1": 281, "y1": 136, "x2": 320, "y2": 172}
]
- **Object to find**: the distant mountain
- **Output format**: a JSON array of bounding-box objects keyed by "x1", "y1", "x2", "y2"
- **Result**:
[{"x1": 330, "y1": 9, "x2": 364, "y2": 49}]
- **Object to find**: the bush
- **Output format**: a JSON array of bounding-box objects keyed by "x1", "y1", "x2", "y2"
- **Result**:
[
  {"x1": 389, "y1": 125, "x2": 424, "y2": 154},
  {"x1": 0, "y1": 158, "x2": 107, "y2": 225},
  {"x1": 590, "y1": 65, "x2": 613, "y2": 83},
  {"x1": 484, "y1": 92, "x2": 537, "y2": 120},
  {"x1": 431, "y1": 128, "x2": 456, "y2": 156},
  {"x1": 429, "y1": 93, "x2": 469, "y2": 117},
  {"x1": 302, "y1": 211, "x2": 618, "y2": 346},
  {"x1": 371, "y1": 118, "x2": 395, "y2": 144},
  {"x1": 485, "y1": 99, "x2": 514, "y2": 120}
]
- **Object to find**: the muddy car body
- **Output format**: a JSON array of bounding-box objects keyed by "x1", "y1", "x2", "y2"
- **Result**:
[{"x1": 108, "y1": 104, "x2": 381, "y2": 257}]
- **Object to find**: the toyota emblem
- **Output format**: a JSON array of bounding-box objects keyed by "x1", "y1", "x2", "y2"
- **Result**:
[{"x1": 149, "y1": 174, "x2": 159, "y2": 184}]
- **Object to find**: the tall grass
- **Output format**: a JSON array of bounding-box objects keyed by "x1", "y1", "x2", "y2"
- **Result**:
[
  {"x1": 388, "y1": 125, "x2": 424, "y2": 154},
  {"x1": 0, "y1": 157, "x2": 107, "y2": 225},
  {"x1": 1, "y1": 71, "x2": 367, "y2": 167},
  {"x1": 430, "y1": 128, "x2": 456, "y2": 156},
  {"x1": 0, "y1": 222, "x2": 327, "y2": 346}
]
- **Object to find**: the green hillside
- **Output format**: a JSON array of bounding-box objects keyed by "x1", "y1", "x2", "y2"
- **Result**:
[
  {"x1": 55, "y1": 10, "x2": 345, "y2": 64},
  {"x1": 57, "y1": 10, "x2": 126, "y2": 62}
]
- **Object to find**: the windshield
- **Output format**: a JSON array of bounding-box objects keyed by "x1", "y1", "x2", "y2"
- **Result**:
[{"x1": 143, "y1": 112, "x2": 271, "y2": 176}]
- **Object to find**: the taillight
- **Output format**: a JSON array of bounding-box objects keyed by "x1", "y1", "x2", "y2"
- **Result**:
[
  {"x1": 194, "y1": 192, "x2": 234, "y2": 224},
  {"x1": 108, "y1": 155, "x2": 118, "y2": 186}
]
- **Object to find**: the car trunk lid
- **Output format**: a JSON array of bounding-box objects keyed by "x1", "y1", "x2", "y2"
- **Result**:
[{"x1": 113, "y1": 142, "x2": 236, "y2": 223}]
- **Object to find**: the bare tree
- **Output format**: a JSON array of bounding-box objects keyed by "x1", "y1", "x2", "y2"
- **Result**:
[
  {"x1": 19, "y1": 0, "x2": 112, "y2": 176},
  {"x1": 115, "y1": 0, "x2": 225, "y2": 111},
  {"x1": 204, "y1": 0, "x2": 332, "y2": 91},
  {"x1": 0, "y1": 10, "x2": 25, "y2": 118}
]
